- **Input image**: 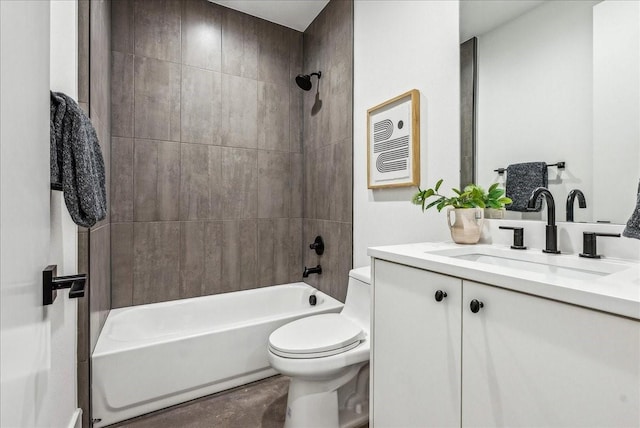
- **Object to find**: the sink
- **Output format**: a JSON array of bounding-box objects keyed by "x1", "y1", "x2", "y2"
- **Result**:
[{"x1": 426, "y1": 246, "x2": 630, "y2": 281}]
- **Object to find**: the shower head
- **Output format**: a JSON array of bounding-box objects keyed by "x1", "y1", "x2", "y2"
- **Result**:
[{"x1": 295, "y1": 71, "x2": 321, "y2": 91}]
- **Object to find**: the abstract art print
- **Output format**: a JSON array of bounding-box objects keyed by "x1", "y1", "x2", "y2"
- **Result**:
[{"x1": 367, "y1": 89, "x2": 420, "y2": 189}]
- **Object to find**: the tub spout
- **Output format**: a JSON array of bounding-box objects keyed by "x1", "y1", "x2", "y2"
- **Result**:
[{"x1": 303, "y1": 265, "x2": 322, "y2": 278}]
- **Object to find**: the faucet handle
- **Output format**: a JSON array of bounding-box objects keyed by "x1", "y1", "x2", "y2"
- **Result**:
[
  {"x1": 579, "y1": 232, "x2": 621, "y2": 259},
  {"x1": 499, "y1": 226, "x2": 527, "y2": 250}
]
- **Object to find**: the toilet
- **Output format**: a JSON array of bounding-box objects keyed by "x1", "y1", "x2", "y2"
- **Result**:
[{"x1": 268, "y1": 267, "x2": 371, "y2": 428}]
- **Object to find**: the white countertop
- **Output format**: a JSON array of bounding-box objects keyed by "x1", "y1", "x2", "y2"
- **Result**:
[{"x1": 368, "y1": 242, "x2": 640, "y2": 320}]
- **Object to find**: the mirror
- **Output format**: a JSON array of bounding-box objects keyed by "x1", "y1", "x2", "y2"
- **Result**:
[{"x1": 460, "y1": 0, "x2": 639, "y2": 224}]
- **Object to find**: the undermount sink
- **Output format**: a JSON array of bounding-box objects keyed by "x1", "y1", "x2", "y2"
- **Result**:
[{"x1": 426, "y1": 246, "x2": 630, "y2": 281}]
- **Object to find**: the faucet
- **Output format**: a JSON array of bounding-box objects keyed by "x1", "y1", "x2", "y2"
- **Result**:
[
  {"x1": 303, "y1": 265, "x2": 322, "y2": 278},
  {"x1": 527, "y1": 187, "x2": 560, "y2": 254},
  {"x1": 566, "y1": 189, "x2": 587, "y2": 222}
]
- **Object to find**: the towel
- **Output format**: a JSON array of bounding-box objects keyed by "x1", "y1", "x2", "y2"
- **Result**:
[
  {"x1": 622, "y1": 180, "x2": 640, "y2": 239},
  {"x1": 505, "y1": 162, "x2": 548, "y2": 212},
  {"x1": 50, "y1": 91, "x2": 107, "y2": 228}
]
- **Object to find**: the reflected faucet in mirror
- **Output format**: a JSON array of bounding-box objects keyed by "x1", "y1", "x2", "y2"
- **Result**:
[
  {"x1": 566, "y1": 189, "x2": 587, "y2": 222},
  {"x1": 528, "y1": 187, "x2": 560, "y2": 254}
]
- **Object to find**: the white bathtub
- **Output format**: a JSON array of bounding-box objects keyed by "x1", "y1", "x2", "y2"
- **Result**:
[{"x1": 91, "y1": 283, "x2": 343, "y2": 427}]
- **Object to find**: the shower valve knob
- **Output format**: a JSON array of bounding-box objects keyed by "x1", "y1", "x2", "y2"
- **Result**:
[{"x1": 309, "y1": 236, "x2": 324, "y2": 255}]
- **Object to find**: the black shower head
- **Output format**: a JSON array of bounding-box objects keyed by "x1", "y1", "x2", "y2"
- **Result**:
[{"x1": 295, "y1": 71, "x2": 321, "y2": 91}]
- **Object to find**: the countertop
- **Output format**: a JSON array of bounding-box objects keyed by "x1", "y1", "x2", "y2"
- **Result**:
[{"x1": 368, "y1": 242, "x2": 640, "y2": 320}]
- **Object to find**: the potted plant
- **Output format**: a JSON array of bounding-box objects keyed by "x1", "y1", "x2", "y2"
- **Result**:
[
  {"x1": 411, "y1": 180, "x2": 511, "y2": 244},
  {"x1": 483, "y1": 182, "x2": 512, "y2": 219}
]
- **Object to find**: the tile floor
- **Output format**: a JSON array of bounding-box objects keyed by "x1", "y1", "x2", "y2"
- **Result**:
[{"x1": 110, "y1": 376, "x2": 289, "y2": 428}]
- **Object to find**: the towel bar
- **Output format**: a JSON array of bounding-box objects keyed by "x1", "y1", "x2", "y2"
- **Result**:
[
  {"x1": 43, "y1": 265, "x2": 86, "y2": 305},
  {"x1": 494, "y1": 161, "x2": 565, "y2": 175}
]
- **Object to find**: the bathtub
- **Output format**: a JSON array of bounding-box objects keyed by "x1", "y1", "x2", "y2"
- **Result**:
[{"x1": 91, "y1": 283, "x2": 343, "y2": 427}]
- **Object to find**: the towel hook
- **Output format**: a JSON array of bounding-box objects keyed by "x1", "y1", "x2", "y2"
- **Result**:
[{"x1": 494, "y1": 161, "x2": 565, "y2": 175}]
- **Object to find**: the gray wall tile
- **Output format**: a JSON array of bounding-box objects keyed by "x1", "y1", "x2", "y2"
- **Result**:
[
  {"x1": 134, "y1": 139, "x2": 180, "y2": 221},
  {"x1": 90, "y1": 0, "x2": 111, "y2": 124},
  {"x1": 258, "y1": 82, "x2": 290, "y2": 152},
  {"x1": 301, "y1": 0, "x2": 354, "y2": 301},
  {"x1": 258, "y1": 151, "x2": 290, "y2": 218},
  {"x1": 182, "y1": 0, "x2": 222, "y2": 71},
  {"x1": 258, "y1": 21, "x2": 291, "y2": 87},
  {"x1": 221, "y1": 9, "x2": 258, "y2": 79},
  {"x1": 133, "y1": 222, "x2": 181, "y2": 304},
  {"x1": 78, "y1": 0, "x2": 90, "y2": 104},
  {"x1": 90, "y1": 224, "x2": 111, "y2": 352},
  {"x1": 157, "y1": 142, "x2": 181, "y2": 220},
  {"x1": 134, "y1": 56, "x2": 181, "y2": 141},
  {"x1": 133, "y1": 0, "x2": 181, "y2": 62},
  {"x1": 111, "y1": 0, "x2": 133, "y2": 54},
  {"x1": 111, "y1": 223, "x2": 134, "y2": 308},
  {"x1": 257, "y1": 218, "x2": 302, "y2": 287},
  {"x1": 221, "y1": 74, "x2": 258, "y2": 149},
  {"x1": 222, "y1": 220, "x2": 257, "y2": 292},
  {"x1": 77, "y1": 231, "x2": 89, "y2": 363},
  {"x1": 181, "y1": 66, "x2": 221, "y2": 145},
  {"x1": 109, "y1": 0, "x2": 320, "y2": 307},
  {"x1": 222, "y1": 147, "x2": 257, "y2": 219},
  {"x1": 111, "y1": 137, "x2": 133, "y2": 222},
  {"x1": 111, "y1": 51, "x2": 134, "y2": 137},
  {"x1": 180, "y1": 221, "x2": 223, "y2": 298},
  {"x1": 180, "y1": 143, "x2": 222, "y2": 220},
  {"x1": 291, "y1": 153, "x2": 303, "y2": 218}
]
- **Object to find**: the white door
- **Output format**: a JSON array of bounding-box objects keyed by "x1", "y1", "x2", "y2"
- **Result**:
[
  {"x1": 462, "y1": 280, "x2": 640, "y2": 427},
  {"x1": 372, "y1": 260, "x2": 462, "y2": 427},
  {"x1": 1, "y1": 1, "x2": 79, "y2": 426}
]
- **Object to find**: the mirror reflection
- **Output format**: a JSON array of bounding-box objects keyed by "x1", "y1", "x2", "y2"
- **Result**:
[{"x1": 460, "y1": 0, "x2": 639, "y2": 224}]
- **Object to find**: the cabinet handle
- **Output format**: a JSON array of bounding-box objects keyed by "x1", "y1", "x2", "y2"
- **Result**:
[
  {"x1": 434, "y1": 290, "x2": 448, "y2": 302},
  {"x1": 470, "y1": 299, "x2": 484, "y2": 313}
]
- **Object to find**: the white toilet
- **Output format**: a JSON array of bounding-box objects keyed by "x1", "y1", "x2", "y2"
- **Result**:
[{"x1": 268, "y1": 267, "x2": 371, "y2": 428}]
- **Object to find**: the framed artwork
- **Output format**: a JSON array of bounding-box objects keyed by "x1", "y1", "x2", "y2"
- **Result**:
[{"x1": 367, "y1": 89, "x2": 420, "y2": 189}]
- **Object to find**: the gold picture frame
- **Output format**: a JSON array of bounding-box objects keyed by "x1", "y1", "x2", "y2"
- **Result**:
[{"x1": 367, "y1": 89, "x2": 420, "y2": 189}]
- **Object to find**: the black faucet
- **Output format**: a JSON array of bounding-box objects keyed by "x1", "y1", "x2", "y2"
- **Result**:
[
  {"x1": 527, "y1": 187, "x2": 560, "y2": 254},
  {"x1": 303, "y1": 265, "x2": 322, "y2": 278},
  {"x1": 566, "y1": 189, "x2": 587, "y2": 222}
]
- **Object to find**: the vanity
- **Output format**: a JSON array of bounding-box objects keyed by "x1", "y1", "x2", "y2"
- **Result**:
[{"x1": 368, "y1": 242, "x2": 640, "y2": 427}]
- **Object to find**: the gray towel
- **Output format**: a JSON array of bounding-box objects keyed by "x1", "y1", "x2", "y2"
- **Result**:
[
  {"x1": 505, "y1": 162, "x2": 548, "y2": 212},
  {"x1": 622, "y1": 180, "x2": 640, "y2": 240},
  {"x1": 50, "y1": 91, "x2": 107, "y2": 228}
]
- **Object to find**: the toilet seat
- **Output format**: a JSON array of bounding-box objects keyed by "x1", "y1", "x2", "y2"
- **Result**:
[{"x1": 269, "y1": 314, "x2": 364, "y2": 359}]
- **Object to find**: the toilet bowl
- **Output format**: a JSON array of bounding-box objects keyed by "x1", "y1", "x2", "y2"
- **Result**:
[{"x1": 268, "y1": 267, "x2": 371, "y2": 428}]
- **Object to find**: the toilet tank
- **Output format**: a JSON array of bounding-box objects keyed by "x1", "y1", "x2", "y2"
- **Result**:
[{"x1": 341, "y1": 266, "x2": 371, "y2": 333}]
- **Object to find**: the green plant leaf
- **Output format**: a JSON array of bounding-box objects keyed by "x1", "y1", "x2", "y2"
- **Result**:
[{"x1": 434, "y1": 179, "x2": 443, "y2": 192}]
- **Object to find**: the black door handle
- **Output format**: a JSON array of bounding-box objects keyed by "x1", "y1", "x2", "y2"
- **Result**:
[
  {"x1": 470, "y1": 299, "x2": 484, "y2": 313},
  {"x1": 434, "y1": 290, "x2": 447, "y2": 302}
]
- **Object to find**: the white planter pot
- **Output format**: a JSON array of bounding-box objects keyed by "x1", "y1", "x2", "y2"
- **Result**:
[{"x1": 447, "y1": 208, "x2": 484, "y2": 244}]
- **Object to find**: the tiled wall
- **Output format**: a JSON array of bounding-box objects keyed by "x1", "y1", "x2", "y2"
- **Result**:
[
  {"x1": 77, "y1": 0, "x2": 112, "y2": 426},
  {"x1": 110, "y1": 0, "x2": 304, "y2": 307},
  {"x1": 301, "y1": 0, "x2": 354, "y2": 302}
]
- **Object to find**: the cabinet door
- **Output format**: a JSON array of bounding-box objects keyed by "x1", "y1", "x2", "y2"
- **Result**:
[
  {"x1": 462, "y1": 280, "x2": 640, "y2": 427},
  {"x1": 372, "y1": 260, "x2": 462, "y2": 427}
]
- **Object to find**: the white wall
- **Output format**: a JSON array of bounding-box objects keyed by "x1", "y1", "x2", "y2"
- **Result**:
[
  {"x1": 475, "y1": 1, "x2": 596, "y2": 223},
  {"x1": 353, "y1": 0, "x2": 461, "y2": 267},
  {"x1": 1, "y1": 0, "x2": 80, "y2": 427},
  {"x1": 49, "y1": 0, "x2": 81, "y2": 427}
]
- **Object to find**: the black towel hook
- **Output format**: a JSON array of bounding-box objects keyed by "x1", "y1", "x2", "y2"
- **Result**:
[{"x1": 494, "y1": 161, "x2": 565, "y2": 175}]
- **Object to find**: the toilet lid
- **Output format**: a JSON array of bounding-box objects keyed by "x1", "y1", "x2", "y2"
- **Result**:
[{"x1": 269, "y1": 314, "x2": 364, "y2": 358}]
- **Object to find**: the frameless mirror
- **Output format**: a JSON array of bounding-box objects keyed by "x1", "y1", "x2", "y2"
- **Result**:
[{"x1": 460, "y1": 0, "x2": 639, "y2": 224}]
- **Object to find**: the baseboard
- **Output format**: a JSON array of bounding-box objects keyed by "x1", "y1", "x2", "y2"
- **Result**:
[{"x1": 67, "y1": 409, "x2": 82, "y2": 428}]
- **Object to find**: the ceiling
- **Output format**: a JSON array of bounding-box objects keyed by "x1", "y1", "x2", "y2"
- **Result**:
[
  {"x1": 209, "y1": 0, "x2": 330, "y2": 32},
  {"x1": 460, "y1": 0, "x2": 545, "y2": 41}
]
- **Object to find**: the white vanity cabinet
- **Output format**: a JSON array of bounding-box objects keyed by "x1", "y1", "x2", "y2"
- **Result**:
[
  {"x1": 372, "y1": 259, "x2": 640, "y2": 428},
  {"x1": 372, "y1": 260, "x2": 462, "y2": 427}
]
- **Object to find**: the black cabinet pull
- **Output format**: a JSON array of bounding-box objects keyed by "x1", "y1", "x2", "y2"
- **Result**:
[
  {"x1": 470, "y1": 299, "x2": 484, "y2": 313},
  {"x1": 434, "y1": 290, "x2": 447, "y2": 302}
]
